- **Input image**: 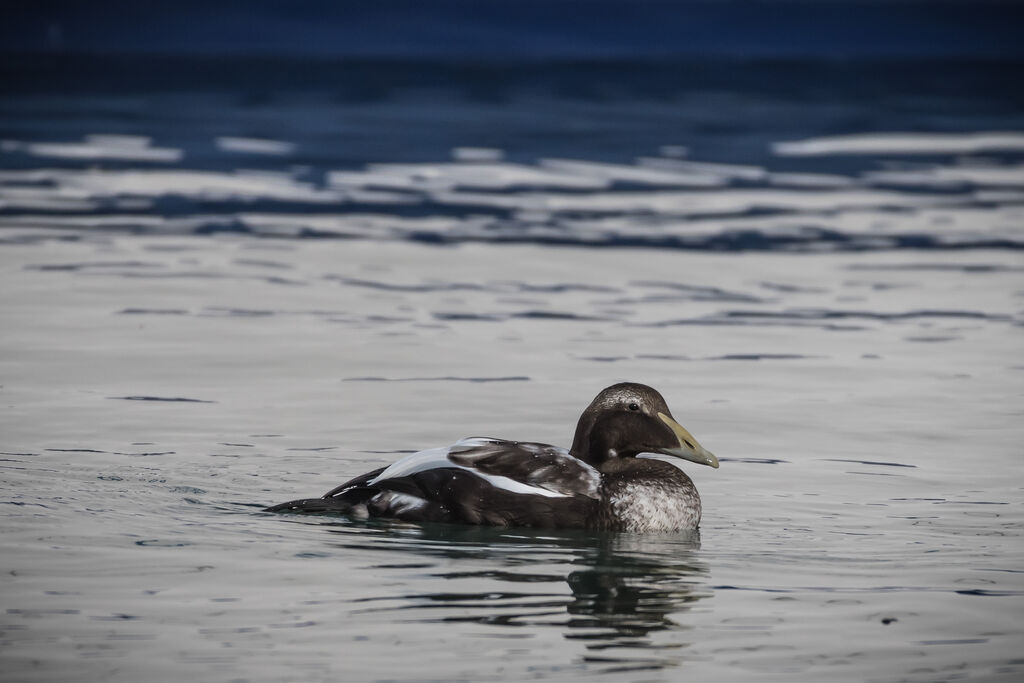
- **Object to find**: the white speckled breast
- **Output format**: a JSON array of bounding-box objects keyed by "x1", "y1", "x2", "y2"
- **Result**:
[{"x1": 608, "y1": 481, "x2": 702, "y2": 532}]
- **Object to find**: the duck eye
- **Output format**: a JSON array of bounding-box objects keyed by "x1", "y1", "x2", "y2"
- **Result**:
[{"x1": 628, "y1": 402, "x2": 640, "y2": 411}]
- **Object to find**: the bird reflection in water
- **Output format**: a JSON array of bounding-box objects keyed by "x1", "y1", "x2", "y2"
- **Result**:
[
  {"x1": 316, "y1": 520, "x2": 709, "y2": 673},
  {"x1": 562, "y1": 531, "x2": 706, "y2": 671}
]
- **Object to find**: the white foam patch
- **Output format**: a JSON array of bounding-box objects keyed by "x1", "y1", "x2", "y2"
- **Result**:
[
  {"x1": 431, "y1": 187, "x2": 961, "y2": 216},
  {"x1": 773, "y1": 132, "x2": 1024, "y2": 157},
  {"x1": 658, "y1": 145, "x2": 688, "y2": 158},
  {"x1": 2, "y1": 135, "x2": 183, "y2": 162},
  {"x1": 864, "y1": 163, "x2": 1024, "y2": 188},
  {"x1": 767, "y1": 172, "x2": 859, "y2": 188},
  {"x1": 45, "y1": 169, "x2": 340, "y2": 203},
  {"x1": 452, "y1": 147, "x2": 504, "y2": 162},
  {"x1": 0, "y1": 186, "x2": 99, "y2": 212},
  {"x1": 216, "y1": 137, "x2": 296, "y2": 156},
  {"x1": 235, "y1": 212, "x2": 494, "y2": 239},
  {"x1": 539, "y1": 158, "x2": 726, "y2": 187},
  {"x1": 638, "y1": 157, "x2": 767, "y2": 182},
  {"x1": 328, "y1": 162, "x2": 608, "y2": 191}
]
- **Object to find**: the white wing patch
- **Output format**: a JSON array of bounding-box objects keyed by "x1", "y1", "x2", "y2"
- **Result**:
[
  {"x1": 369, "y1": 445, "x2": 454, "y2": 483},
  {"x1": 371, "y1": 491, "x2": 428, "y2": 515},
  {"x1": 369, "y1": 437, "x2": 595, "y2": 499}
]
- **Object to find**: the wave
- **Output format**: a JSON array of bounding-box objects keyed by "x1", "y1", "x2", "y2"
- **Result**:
[{"x1": 2, "y1": 140, "x2": 1022, "y2": 251}]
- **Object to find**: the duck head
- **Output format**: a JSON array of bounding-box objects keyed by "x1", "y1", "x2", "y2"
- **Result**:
[{"x1": 570, "y1": 382, "x2": 719, "y2": 470}]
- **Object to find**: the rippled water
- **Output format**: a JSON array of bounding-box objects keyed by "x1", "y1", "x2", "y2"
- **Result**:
[{"x1": 2, "y1": 57, "x2": 1023, "y2": 681}]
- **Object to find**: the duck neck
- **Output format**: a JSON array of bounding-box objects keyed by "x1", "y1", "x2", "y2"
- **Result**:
[
  {"x1": 573, "y1": 437, "x2": 638, "y2": 472},
  {"x1": 569, "y1": 423, "x2": 591, "y2": 462}
]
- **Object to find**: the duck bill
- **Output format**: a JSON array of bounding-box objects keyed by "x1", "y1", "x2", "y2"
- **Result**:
[{"x1": 655, "y1": 412, "x2": 720, "y2": 468}]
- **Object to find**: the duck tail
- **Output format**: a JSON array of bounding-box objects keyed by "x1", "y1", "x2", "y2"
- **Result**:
[{"x1": 264, "y1": 497, "x2": 358, "y2": 514}]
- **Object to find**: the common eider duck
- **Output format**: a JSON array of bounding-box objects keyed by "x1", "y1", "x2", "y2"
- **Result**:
[{"x1": 265, "y1": 382, "x2": 719, "y2": 532}]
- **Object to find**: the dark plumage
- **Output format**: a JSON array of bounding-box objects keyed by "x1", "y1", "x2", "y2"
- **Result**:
[{"x1": 265, "y1": 382, "x2": 719, "y2": 531}]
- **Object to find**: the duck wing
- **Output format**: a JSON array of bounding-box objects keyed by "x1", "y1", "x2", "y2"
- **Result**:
[
  {"x1": 266, "y1": 438, "x2": 601, "y2": 528},
  {"x1": 374, "y1": 438, "x2": 601, "y2": 499}
]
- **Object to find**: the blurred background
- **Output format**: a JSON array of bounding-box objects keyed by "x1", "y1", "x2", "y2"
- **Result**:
[
  {"x1": 2, "y1": 0, "x2": 1023, "y2": 247},
  {"x1": 4, "y1": 0, "x2": 1023, "y2": 58}
]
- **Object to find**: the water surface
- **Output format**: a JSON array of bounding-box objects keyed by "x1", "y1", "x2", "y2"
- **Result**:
[{"x1": 1, "y1": 56, "x2": 1023, "y2": 681}]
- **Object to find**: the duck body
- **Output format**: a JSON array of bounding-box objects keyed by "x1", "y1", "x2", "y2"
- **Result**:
[{"x1": 266, "y1": 383, "x2": 718, "y2": 532}]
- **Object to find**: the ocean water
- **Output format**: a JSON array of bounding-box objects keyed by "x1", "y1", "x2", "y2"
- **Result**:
[{"x1": 1, "y1": 57, "x2": 1023, "y2": 681}]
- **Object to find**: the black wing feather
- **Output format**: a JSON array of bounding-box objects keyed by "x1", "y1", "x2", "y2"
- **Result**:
[{"x1": 266, "y1": 438, "x2": 601, "y2": 527}]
